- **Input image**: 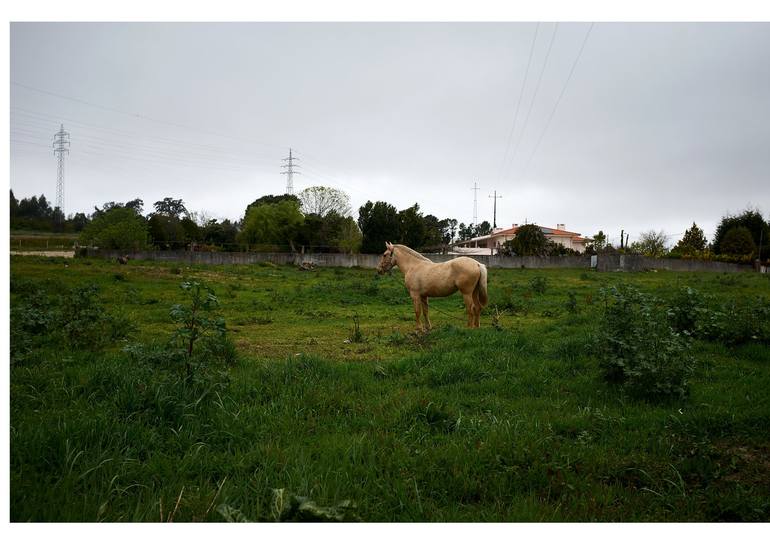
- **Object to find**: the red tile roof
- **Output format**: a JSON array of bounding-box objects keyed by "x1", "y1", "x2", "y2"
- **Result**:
[{"x1": 492, "y1": 225, "x2": 586, "y2": 240}]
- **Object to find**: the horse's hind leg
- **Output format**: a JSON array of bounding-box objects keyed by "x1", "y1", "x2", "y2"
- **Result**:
[
  {"x1": 472, "y1": 290, "x2": 482, "y2": 328},
  {"x1": 420, "y1": 296, "x2": 431, "y2": 330},
  {"x1": 462, "y1": 292, "x2": 476, "y2": 328}
]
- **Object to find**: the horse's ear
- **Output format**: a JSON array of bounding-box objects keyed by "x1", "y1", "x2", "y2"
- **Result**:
[{"x1": 386, "y1": 241, "x2": 393, "y2": 250}]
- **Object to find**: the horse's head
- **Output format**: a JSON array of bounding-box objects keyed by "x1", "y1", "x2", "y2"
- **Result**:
[{"x1": 376, "y1": 242, "x2": 397, "y2": 275}]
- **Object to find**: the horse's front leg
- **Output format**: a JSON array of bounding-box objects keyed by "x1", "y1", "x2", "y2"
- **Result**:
[
  {"x1": 411, "y1": 293, "x2": 423, "y2": 332},
  {"x1": 420, "y1": 296, "x2": 431, "y2": 331}
]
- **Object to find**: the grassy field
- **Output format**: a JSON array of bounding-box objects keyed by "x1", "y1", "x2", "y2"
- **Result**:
[
  {"x1": 10, "y1": 231, "x2": 78, "y2": 252},
  {"x1": 9, "y1": 255, "x2": 770, "y2": 522}
]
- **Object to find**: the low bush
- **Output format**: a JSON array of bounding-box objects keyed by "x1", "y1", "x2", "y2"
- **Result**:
[
  {"x1": 10, "y1": 283, "x2": 135, "y2": 363},
  {"x1": 529, "y1": 276, "x2": 547, "y2": 294},
  {"x1": 698, "y1": 299, "x2": 770, "y2": 346},
  {"x1": 597, "y1": 284, "x2": 694, "y2": 401}
]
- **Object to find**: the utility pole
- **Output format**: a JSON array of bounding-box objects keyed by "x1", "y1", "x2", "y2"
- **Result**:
[
  {"x1": 52, "y1": 124, "x2": 70, "y2": 221},
  {"x1": 471, "y1": 181, "x2": 480, "y2": 225},
  {"x1": 488, "y1": 190, "x2": 503, "y2": 228},
  {"x1": 281, "y1": 148, "x2": 300, "y2": 195}
]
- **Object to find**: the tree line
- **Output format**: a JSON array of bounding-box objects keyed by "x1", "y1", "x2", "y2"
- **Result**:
[
  {"x1": 10, "y1": 188, "x2": 769, "y2": 262},
  {"x1": 585, "y1": 208, "x2": 769, "y2": 263}
]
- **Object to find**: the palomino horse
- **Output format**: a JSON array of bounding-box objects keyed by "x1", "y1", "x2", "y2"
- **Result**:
[{"x1": 376, "y1": 242, "x2": 488, "y2": 330}]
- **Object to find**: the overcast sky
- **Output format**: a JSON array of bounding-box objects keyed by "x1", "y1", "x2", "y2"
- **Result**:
[{"x1": 10, "y1": 22, "x2": 770, "y2": 245}]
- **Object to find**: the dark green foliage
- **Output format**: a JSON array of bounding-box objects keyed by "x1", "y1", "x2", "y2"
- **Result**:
[
  {"x1": 148, "y1": 214, "x2": 186, "y2": 249},
  {"x1": 10, "y1": 282, "x2": 134, "y2": 363},
  {"x1": 667, "y1": 287, "x2": 708, "y2": 334},
  {"x1": 79, "y1": 206, "x2": 149, "y2": 250},
  {"x1": 565, "y1": 291, "x2": 579, "y2": 314},
  {"x1": 597, "y1": 285, "x2": 694, "y2": 400},
  {"x1": 239, "y1": 199, "x2": 304, "y2": 249},
  {"x1": 348, "y1": 313, "x2": 365, "y2": 343},
  {"x1": 358, "y1": 200, "x2": 400, "y2": 253},
  {"x1": 713, "y1": 208, "x2": 768, "y2": 257},
  {"x1": 719, "y1": 226, "x2": 756, "y2": 257},
  {"x1": 153, "y1": 197, "x2": 188, "y2": 218},
  {"x1": 698, "y1": 299, "x2": 770, "y2": 346},
  {"x1": 170, "y1": 280, "x2": 228, "y2": 378},
  {"x1": 245, "y1": 193, "x2": 300, "y2": 215},
  {"x1": 200, "y1": 218, "x2": 239, "y2": 249},
  {"x1": 504, "y1": 224, "x2": 549, "y2": 256},
  {"x1": 671, "y1": 223, "x2": 708, "y2": 256},
  {"x1": 398, "y1": 203, "x2": 427, "y2": 249},
  {"x1": 529, "y1": 276, "x2": 547, "y2": 294}
]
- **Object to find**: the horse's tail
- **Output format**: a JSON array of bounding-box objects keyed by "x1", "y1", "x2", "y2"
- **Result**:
[{"x1": 475, "y1": 263, "x2": 488, "y2": 307}]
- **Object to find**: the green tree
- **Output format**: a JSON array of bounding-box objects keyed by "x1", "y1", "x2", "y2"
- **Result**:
[
  {"x1": 125, "y1": 198, "x2": 145, "y2": 215},
  {"x1": 398, "y1": 204, "x2": 427, "y2": 249},
  {"x1": 671, "y1": 223, "x2": 707, "y2": 256},
  {"x1": 719, "y1": 226, "x2": 756, "y2": 256},
  {"x1": 504, "y1": 224, "x2": 549, "y2": 256},
  {"x1": 336, "y1": 216, "x2": 363, "y2": 254},
  {"x1": 629, "y1": 230, "x2": 669, "y2": 258},
  {"x1": 239, "y1": 199, "x2": 304, "y2": 249},
  {"x1": 477, "y1": 221, "x2": 492, "y2": 237},
  {"x1": 68, "y1": 212, "x2": 90, "y2": 232},
  {"x1": 587, "y1": 230, "x2": 607, "y2": 253},
  {"x1": 713, "y1": 208, "x2": 768, "y2": 257},
  {"x1": 201, "y1": 219, "x2": 239, "y2": 250},
  {"x1": 148, "y1": 214, "x2": 186, "y2": 249},
  {"x1": 245, "y1": 194, "x2": 300, "y2": 216},
  {"x1": 10, "y1": 190, "x2": 19, "y2": 222},
  {"x1": 79, "y1": 206, "x2": 149, "y2": 250},
  {"x1": 422, "y1": 214, "x2": 444, "y2": 247},
  {"x1": 357, "y1": 200, "x2": 399, "y2": 254},
  {"x1": 153, "y1": 197, "x2": 188, "y2": 219},
  {"x1": 180, "y1": 216, "x2": 201, "y2": 244}
]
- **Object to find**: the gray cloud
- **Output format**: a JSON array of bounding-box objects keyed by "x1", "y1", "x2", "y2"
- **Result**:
[{"x1": 10, "y1": 22, "x2": 770, "y2": 245}]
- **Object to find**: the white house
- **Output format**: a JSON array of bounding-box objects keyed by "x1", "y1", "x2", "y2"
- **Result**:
[{"x1": 452, "y1": 223, "x2": 589, "y2": 255}]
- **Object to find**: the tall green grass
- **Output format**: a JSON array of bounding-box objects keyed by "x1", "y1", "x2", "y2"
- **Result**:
[{"x1": 10, "y1": 256, "x2": 770, "y2": 521}]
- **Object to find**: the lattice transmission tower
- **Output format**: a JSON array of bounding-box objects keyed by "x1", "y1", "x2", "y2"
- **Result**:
[
  {"x1": 52, "y1": 124, "x2": 70, "y2": 219},
  {"x1": 471, "y1": 181, "x2": 480, "y2": 225},
  {"x1": 281, "y1": 148, "x2": 300, "y2": 195}
]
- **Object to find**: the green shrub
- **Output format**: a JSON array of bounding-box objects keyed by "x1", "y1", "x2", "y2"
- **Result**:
[
  {"x1": 565, "y1": 291, "x2": 579, "y2": 314},
  {"x1": 529, "y1": 276, "x2": 547, "y2": 294},
  {"x1": 170, "y1": 280, "x2": 229, "y2": 378},
  {"x1": 698, "y1": 299, "x2": 770, "y2": 346},
  {"x1": 597, "y1": 284, "x2": 694, "y2": 400},
  {"x1": 667, "y1": 287, "x2": 708, "y2": 334}
]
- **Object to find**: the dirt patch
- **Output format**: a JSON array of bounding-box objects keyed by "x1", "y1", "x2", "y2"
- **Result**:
[
  {"x1": 11, "y1": 251, "x2": 75, "y2": 258},
  {"x1": 717, "y1": 441, "x2": 770, "y2": 486}
]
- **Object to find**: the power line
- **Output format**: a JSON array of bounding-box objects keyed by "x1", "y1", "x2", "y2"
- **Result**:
[
  {"x1": 11, "y1": 81, "x2": 287, "y2": 151},
  {"x1": 12, "y1": 108, "x2": 274, "y2": 162},
  {"x1": 497, "y1": 23, "x2": 540, "y2": 181},
  {"x1": 505, "y1": 22, "x2": 560, "y2": 177},
  {"x1": 518, "y1": 22, "x2": 595, "y2": 181},
  {"x1": 11, "y1": 107, "x2": 278, "y2": 160}
]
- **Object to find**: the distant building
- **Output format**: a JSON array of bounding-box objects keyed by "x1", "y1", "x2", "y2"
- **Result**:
[{"x1": 452, "y1": 223, "x2": 589, "y2": 255}]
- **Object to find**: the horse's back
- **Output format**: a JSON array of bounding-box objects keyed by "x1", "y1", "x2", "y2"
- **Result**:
[{"x1": 408, "y1": 256, "x2": 481, "y2": 297}]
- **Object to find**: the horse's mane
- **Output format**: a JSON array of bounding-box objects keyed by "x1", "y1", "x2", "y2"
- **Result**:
[{"x1": 394, "y1": 244, "x2": 431, "y2": 262}]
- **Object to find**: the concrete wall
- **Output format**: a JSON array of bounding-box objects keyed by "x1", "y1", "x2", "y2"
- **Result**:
[
  {"x1": 87, "y1": 249, "x2": 754, "y2": 273},
  {"x1": 595, "y1": 254, "x2": 752, "y2": 273}
]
